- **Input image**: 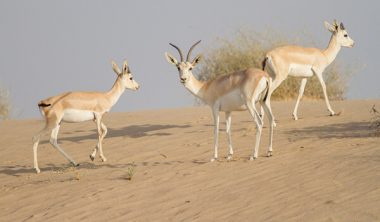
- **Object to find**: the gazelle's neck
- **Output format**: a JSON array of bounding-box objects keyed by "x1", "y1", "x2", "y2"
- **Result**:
[
  {"x1": 185, "y1": 75, "x2": 207, "y2": 102},
  {"x1": 323, "y1": 34, "x2": 341, "y2": 65},
  {"x1": 107, "y1": 77, "x2": 125, "y2": 106}
]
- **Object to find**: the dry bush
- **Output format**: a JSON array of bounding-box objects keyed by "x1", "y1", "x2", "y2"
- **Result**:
[
  {"x1": 197, "y1": 29, "x2": 353, "y2": 100},
  {"x1": 370, "y1": 105, "x2": 380, "y2": 136},
  {"x1": 0, "y1": 86, "x2": 11, "y2": 120}
]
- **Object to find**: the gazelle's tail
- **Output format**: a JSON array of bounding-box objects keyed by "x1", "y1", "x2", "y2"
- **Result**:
[{"x1": 261, "y1": 57, "x2": 268, "y2": 71}]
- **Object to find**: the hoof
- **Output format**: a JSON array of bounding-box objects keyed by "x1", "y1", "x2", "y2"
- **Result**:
[
  {"x1": 35, "y1": 168, "x2": 41, "y2": 174},
  {"x1": 249, "y1": 156, "x2": 257, "y2": 161},
  {"x1": 89, "y1": 155, "x2": 95, "y2": 161},
  {"x1": 210, "y1": 158, "x2": 217, "y2": 162},
  {"x1": 267, "y1": 151, "x2": 273, "y2": 157},
  {"x1": 226, "y1": 155, "x2": 233, "y2": 161},
  {"x1": 71, "y1": 162, "x2": 80, "y2": 167},
  {"x1": 292, "y1": 115, "x2": 298, "y2": 120}
]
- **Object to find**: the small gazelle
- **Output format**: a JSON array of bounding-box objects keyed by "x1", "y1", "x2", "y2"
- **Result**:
[
  {"x1": 32, "y1": 60, "x2": 139, "y2": 173},
  {"x1": 262, "y1": 20, "x2": 355, "y2": 120},
  {"x1": 165, "y1": 41, "x2": 275, "y2": 161}
]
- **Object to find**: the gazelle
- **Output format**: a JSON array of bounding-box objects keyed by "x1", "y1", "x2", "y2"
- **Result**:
[
  {"x1": 32, "y1": 60, "x2": 139, "y2": 173},
  {"x1": 165, "y1": 41, "x2": 275, "y2": 161},
  {"x1": 262, "y1": 20, "x2": 355, "y2": 120}
]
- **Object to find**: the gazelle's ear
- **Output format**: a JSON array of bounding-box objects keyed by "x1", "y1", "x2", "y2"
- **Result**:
[
  {"x1": 122, "y1": 60, "x2": 129, "y2": 74},
  {"x1": 165, "y1": 52, "x2": 178, "y2": 65},
  {"x1": 112, "y1": 61, "x2": 121, "y2": 75},
  {"x1": 191, "y1": 55, "x2": 202, "y2": 66},
  {"x1": 324, "y1": 21, "x2": 336, "y2": 33}
]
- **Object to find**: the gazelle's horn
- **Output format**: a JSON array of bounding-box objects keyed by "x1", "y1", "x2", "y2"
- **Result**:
[
  {"x1": 186, "y1": 40, "x2": 201, "y2": 62},
  {"x1": 169, "y1": 43, "x2": 184, "y2": 62}
]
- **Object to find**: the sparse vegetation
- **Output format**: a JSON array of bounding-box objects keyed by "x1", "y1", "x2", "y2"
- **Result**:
[
  {"x1": 125, "y1": 165, "x2": 136, "y2": 181},
  {"x1": 0, "y1": 86, "x2": 11, "y2": 120},
  {"x1": 197, "y1": 29, "x2": 354, "y2": 100},
  {"x1": 370, "y1": 105, "x2": 380, "y2": 135}
]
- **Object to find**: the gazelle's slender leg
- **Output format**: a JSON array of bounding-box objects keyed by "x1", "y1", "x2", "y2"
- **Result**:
[
  {"x1": 32, "y1": 124, "x2": 52, "y2": 173},
  {"x1": 49, "y1": 124, "x2": 78, "y2": 166},
  {"x1": 292, "y1": 78, "x2": 308, "y2": 120},
  {"x1": 247, "y1": 101, "x2": 263, "y2": 160},
  {"x1": 90, "y1": 122, "x2": 107, "y2": 161},
  {"x1": 95, "y1": 114, "x2": 107, "y2": 162},
  {"x1": 211, "y1": 106, "x2": 220, "y2": 162},
  {"x1": 261, "y1": 101, "x2": 274, "y2": 157},
  {"x1": 313, "y1": 69, "x2": 335, "y2": 116},
  {"x1": 225, "y1": 111, "x2": 233, "y2": 160}
]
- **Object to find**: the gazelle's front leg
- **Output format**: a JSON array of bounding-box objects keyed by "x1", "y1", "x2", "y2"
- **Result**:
[
  {"x1": 292, "y1": 78, "x2": 308, "y2": 120},
  {"x1": 210, "y1": 106, "x2": 220, "y2": 162},
  {"x1": 314, "y1": 69, "x2": 335, "y2": 116},
  {"x1": 90, "y1": 122, "x2": 107, "y2": 161},
  {"x1": 225, "y1": 111, "x2": 233, "y2": 160},
  {"x1": 95, "y1": 114, "x2": 107, "y2": 162}
]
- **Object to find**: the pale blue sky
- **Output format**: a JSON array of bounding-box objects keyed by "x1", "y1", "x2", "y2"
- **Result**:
[{"x1": 0, "y1": 0, "x2": 379, "y2": 118}]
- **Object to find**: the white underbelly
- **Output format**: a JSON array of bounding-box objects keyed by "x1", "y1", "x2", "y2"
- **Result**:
[
  {"x1": 62, "y1": 109, "x2": 95, "y2": 123},
  {"x1": 288, "y1": 63, "x2": 313, "y2": 77},
  {"x1": 219, "y1": 89, "x2": 247, "y2": 111}
]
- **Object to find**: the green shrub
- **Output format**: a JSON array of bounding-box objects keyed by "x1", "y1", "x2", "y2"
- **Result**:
[{"x1": 197, "y1": 29, "x2": 353, "y2": 100}]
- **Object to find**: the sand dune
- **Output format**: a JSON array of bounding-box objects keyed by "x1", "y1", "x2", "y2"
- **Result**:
[{"x1": 0, "y1": 100, "x2": 379, "y2": 221}]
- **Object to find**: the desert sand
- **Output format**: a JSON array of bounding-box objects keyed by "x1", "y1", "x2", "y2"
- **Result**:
[{"x1": 0, "y1": 100, "x2": 379, "y2": 221}]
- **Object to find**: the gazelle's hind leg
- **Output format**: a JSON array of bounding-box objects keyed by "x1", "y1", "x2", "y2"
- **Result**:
[
  {"x1": 292, "y1": 78, "x2": 308, "y2": 120},
  {"x1": 90, "y1": 122, "x2": 107, "y2": 161},
  {"x1": 246, "y1": 100, "x2": 263, "y2": 160},
  {"x1": 261, "y1": 100, "x2": 274, "y2": 157},
  {"x1": 32, "y1": 123, "x2": 52, "y2": 173},
  {"x1": 49, "y1": 123, "x2": 78, "y2": 167},
  {"x1": 225, "y1": 112, "x2": 233, "y2": 160}
]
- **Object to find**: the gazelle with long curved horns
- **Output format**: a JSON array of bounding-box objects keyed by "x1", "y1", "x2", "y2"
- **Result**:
[
  {"x1": 262, "y1": 20, "x2": 355, "y2": 120},
  {"x1": 32, "y1": 60, "x2": 139, "y2": 173},
  {"x1": 165, "y1": 41, "x2": 275, "y2": 161}
]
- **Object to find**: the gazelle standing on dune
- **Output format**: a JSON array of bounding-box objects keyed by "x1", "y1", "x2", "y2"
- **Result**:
[
  {"x1": 32, "y1": 60, "x2": 139, "y2": 173},
  {"x1": 165, "y1": 41, "x2": 275, "y2": 161},
  {"x1": 262, "y1": 20, "x2": 355, "y2": 120}
]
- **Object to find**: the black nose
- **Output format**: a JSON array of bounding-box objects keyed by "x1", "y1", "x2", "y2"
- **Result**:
[{"x1": 180, "y1": 77, "x2": 187, "y2": 81}]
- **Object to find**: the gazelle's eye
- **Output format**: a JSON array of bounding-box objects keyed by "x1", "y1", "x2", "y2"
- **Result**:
[
  {"x1": 189, "y1": 67, "x2": 193, "y2": 71},
  {"x1": 129, "y1": 77, "x2": 133, "y2": 80},
  {"x1": 344, "y1": 34, "x2": 348, "y2": 37},
  {"x1": 177, "y1": 66, "x2": 180, "y2": 71}
]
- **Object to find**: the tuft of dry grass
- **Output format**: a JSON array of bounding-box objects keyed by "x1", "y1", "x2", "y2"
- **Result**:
[
  {"x1": 370, "y1": 105, "x2": 380, "y2": 136},
  {"x1": 125, "y1": 165, "x2": 136, "y2": 181},
  {"x1": 0, "y1": 86, "x2": 10, "y2": 120},
  {"x1": 197, "y1": 29, "x2": 355, "y2": 101}
]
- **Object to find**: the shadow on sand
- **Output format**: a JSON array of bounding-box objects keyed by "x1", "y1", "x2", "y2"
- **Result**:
[
  {"x1": 285, "y1": 121, "x2": 376, "y2": 139},
  {"x1": 0, "y1": 158, "x2": 209, "y2": 177},
  {"x1": 40, "y1": 124, "x2": 191, "y2": 144}
]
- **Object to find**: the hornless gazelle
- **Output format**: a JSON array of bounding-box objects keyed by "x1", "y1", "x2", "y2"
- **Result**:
[
  {"x1": 32, "y1": 60, "x2": 139, "y2": 173},
  {"x1": 262, "y1": 20, "x2": 355, "y2": 120},
  {"x1": 165, "y1": 41, "x2": 275, "y2": 161}
]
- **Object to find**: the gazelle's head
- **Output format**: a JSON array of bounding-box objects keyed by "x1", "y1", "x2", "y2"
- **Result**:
[
  {"x1": 324, "y1": 20, "x2": 355, "y2": 48},
  {"x1": 165, "y1": 41, "x2": 202, "y2": 86},
  {"x1": 111, "y1": 60, "x2": 139, "y2": 91}
]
